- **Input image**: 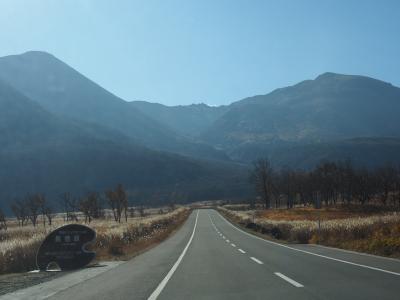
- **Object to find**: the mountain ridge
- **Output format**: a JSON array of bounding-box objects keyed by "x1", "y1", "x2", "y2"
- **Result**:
[
  {"x1": 0, "y1": 76, "x2": 249, "y2": 212},
  {"x1": 0, "y1": 51, "x2": 228, "y2": 161}
]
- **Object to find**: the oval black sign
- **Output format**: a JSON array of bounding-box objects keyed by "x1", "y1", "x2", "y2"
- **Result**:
[{"x1": 36, "y1": 224, "x2": 96, "y2": 271}]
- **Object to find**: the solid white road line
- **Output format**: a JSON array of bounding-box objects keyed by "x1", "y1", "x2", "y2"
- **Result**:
[
  {"x1": 217, "y1": 211, "x2": 400, "y2": 276},
  {"x1": 238, "y1": 249, "x2": 246, "y2": 254},
  {"x1": 231, "y1": 243, "x2": 236, "y2": 247},
  {"x1": 311, "y1": 244, "x2": 400, "y2": 262},
  {"x1": 43, "y1": 292, "x2": 58, "y2": 299},
  {"x1": 274, "y1": 272, "x2": 304, "y2": 287},
  {"x1": 148, "y1": 211, "x2": 199, "y2": 300},
  {"x1": 250, "y1": 257, "x2": 264, "y2": 264}
]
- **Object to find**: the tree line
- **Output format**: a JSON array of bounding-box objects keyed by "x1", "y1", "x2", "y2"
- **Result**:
[
  {"x1": 0, "y1": 184, "x2": 160, "y2": 230},
  {"x1": 250, "y1": 159, "x2": 400, "y2": 209}
]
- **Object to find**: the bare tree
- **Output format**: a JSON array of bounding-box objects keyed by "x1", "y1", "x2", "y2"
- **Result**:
[
  {"x1": 129, "y1": 207, "x2": 135, "y2": 218},
  {"x1": 79, "y1": 192, "x2": 102, "y2": 223},
  {"x1": 138, "y1": 205, "x2": 145, "y2": 217},
  {"x1": 376, "y1": 165, "x2": 397, "y2": 206},
  {"x1": 61, "y1": 192, "x2": 71, "y2": 221},
  {"x1": 105, "y1": 184, "x2": 128, "y2": 223},
  {"x1": 79, "y1": 196, "x2": 92, "y2": 223},
  {"x1": 44, "y1": 206, "x2": 55, "y2": 226},
  {"x1": 10, "y1": 200, "x2": 28, "y2": 227},
  {"x1": 0, "y1": 208, "x2": 7, "y2": 230},
  {"x1": 60, "y1": 193, "x2": 79, "y2": 222},
  {"x1": 250, "y1": 159, "x2": 275, "y2": 209},
  {"x1": 37, "y1": 194, "x2": 48, "y2": 227},
  {"x1": 278, "y1": 169, "x2": 297, "y2": 209},
  {"x1": 119, "y1": 186, "x2": 129, "y2": 223},
  {"x1": 249, "y1": 158, "x2": 400, "y2": 210},
  {"x1": 105, "y1": 190, "x2": 119, "y2": 222},
  {"x1": 27, "y1": 194, "x2": 44, "y2": 227}
]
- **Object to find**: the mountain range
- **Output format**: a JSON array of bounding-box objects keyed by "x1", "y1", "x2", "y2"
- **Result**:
[
  {"x1": 0, "y1": 76, "x2": 249, "y2": 212},
  {"x1": 0, "y1": 51, "x2": 228, "y2": 161},
  {"x1": 1, "y1": 51, "x2": 400, "y2": 211},
  {"x1": 132, "y1": 71, "x2": 400, "y2": 166}
]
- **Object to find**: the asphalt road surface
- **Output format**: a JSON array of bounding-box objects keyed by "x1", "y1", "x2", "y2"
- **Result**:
[{"x1": 8, "y1": 209, "x2": 400, "y2": 299}]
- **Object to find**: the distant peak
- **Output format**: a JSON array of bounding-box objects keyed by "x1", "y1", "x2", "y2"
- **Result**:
[
  {"x1": 21, "y1": 50, "x2": 54, "y2": 57},
  {"x1": 0, "y1": 51, "x2": 58, "y2": 62},
  {"x1": 314, "y1": 72, "x2": 393, "y2": 87},
  {"x1": 190, "y1": 103, "x2": 209, "y2": 107},
  {"x1": 315, "y1": 72, "x2": 342, "y2": 80},
  {"x1": 10, "y1": 50, "x2": 55, "y2": 59}
]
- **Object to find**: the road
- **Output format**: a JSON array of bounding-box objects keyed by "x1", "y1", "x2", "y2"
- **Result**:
[{"x1": 6, "y1": 209, "x2": 400, "y2": 299}]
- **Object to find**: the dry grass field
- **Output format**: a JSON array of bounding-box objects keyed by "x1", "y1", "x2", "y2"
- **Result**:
[
  {"x1": 0, "y1": 207, "x2": 190, "y2": 274},
  {"x1": 219, "y1": 205, "x2": 400, "y2": 258}
]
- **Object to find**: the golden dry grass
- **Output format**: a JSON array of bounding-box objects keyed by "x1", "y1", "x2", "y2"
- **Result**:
[
  {"x1": 219, "y1": 206, "x2": 400, "y2": 258},
  {"x1": 0, "y1": 207, "x2": 190, "y2": 274},
  {"x1": 258, "y1": 205, "x2": 390, "y2": 221}
]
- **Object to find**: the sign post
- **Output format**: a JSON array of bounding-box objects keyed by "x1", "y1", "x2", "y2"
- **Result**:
[{"x1": 36, "y1": 224, "x2": 96, "y2": 271}]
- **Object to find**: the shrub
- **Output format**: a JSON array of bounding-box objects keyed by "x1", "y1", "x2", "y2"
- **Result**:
[{"x1": 219, "y1": 206, "x2": 400, "y2": 257}]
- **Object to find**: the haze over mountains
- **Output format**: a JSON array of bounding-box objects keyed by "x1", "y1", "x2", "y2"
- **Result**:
[
  {"x1": 202, "y1": 72, "x2": 400, "y2": 163},
  {"x1": 130, "y1": 101, "x2": 229, "y2": 137},
  {"x1": 1, "y1": 51, "x2": 400, "y2": 211},
  {"x1": 0, "y1": 51, "x2": 227, "y2": 161},
  {"x1": 132, "y1": 70, "x2": 400, "y2": 166},
  {"x1": 0, "y1": 76, "x2": 248, "y2": 211}
]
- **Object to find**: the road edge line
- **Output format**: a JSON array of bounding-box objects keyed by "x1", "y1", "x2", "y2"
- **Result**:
[
  {"x1": 216, "y1": 210, "x2": 400, "y2": 276},
  {"x1": 148, "y1": 210, "x2": 199, "y2": 300}
]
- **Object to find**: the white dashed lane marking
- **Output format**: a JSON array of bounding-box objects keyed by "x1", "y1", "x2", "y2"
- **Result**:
[
  {"x1": 250, "y1": 257, "x2": 263, "y2": 264},
  {"x1": 274, "y1": 272, "x2": 304, "y2": 287}
]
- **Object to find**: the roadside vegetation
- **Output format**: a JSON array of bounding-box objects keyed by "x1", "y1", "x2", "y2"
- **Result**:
[
  {"x1": 0, "y1": 184, "x2": 190, "y2": 274},
  {"x1": 220, "y1": 159, "x2": 400, "y2": 258},
  {"x1": 219, "y1": 205, "x2": 400, "y2": 257}
]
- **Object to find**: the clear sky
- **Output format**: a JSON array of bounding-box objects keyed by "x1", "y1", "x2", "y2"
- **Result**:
[{"x1": 0, "y1": 0, "x2": 399, "y2": 106}]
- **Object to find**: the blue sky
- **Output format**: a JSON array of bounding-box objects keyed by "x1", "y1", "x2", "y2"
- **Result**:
[{"x1": 0, "y1": 0, "x2": 399, "y2": 105}]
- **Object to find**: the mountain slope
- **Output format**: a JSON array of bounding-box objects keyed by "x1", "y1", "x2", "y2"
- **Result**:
[
  {"x1": 235, "y1": 137, "x2": 400, "y2": 169},
  {"x1": 0, "y1": 51, "x2": 227, "y2": 161},
  {"x1": 0, "y1": 79, "x2": 249, "y2": 212},
  {"x1": 202, "y1": 73, "x2": 400, "y2": 161},
  {"x1": 130, "y1": 101, "x2": 229, "y2": 137}
]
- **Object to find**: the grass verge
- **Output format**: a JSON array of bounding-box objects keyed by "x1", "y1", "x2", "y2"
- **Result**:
[
  {"x1": 218, "y1": 206, "x2": 400, "y2": 258},
  {"x1": 0, "y1": 207, "x2": 190, "y2": 274}
]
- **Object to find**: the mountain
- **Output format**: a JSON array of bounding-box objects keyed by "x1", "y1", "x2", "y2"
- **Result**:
[
  {"x1": 202, "y1": 73, "x2": 400, "y2": 162},
  {"x1": 0, "y1": 51, "x2": 227, "y2": 161},
  {"x1": 130, "y1": 101, "x2": 229, "y2": 137},
  {"x1": 236, "y1": 137, "x2": 400, "y2": 169},
  {"x1": 0, "y1": 78, "x2": 249, "y2": 213}
]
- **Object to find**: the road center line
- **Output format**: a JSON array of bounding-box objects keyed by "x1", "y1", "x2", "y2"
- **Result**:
[
  {"x1": 238, "y1": 249, "x2": 246, "y2": 253},
  {"x1": 148, "y1": 210, "x2": 199, "y2": 300},
  {"x1": 226, "y1": 240, "x2": 230, "y2": 243},
  {"x1": 250, "y1": 257, "x2": 263, "y2": 264},
  {"x1": 217, "y1": 211, "x2": 400, "y2": 276},
  {"x1": 274, "y1": 272, "x2": 304, "y2": 287},
  {"x1": 231, "y1": 243, "x2": 236, "y2": 247}
]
